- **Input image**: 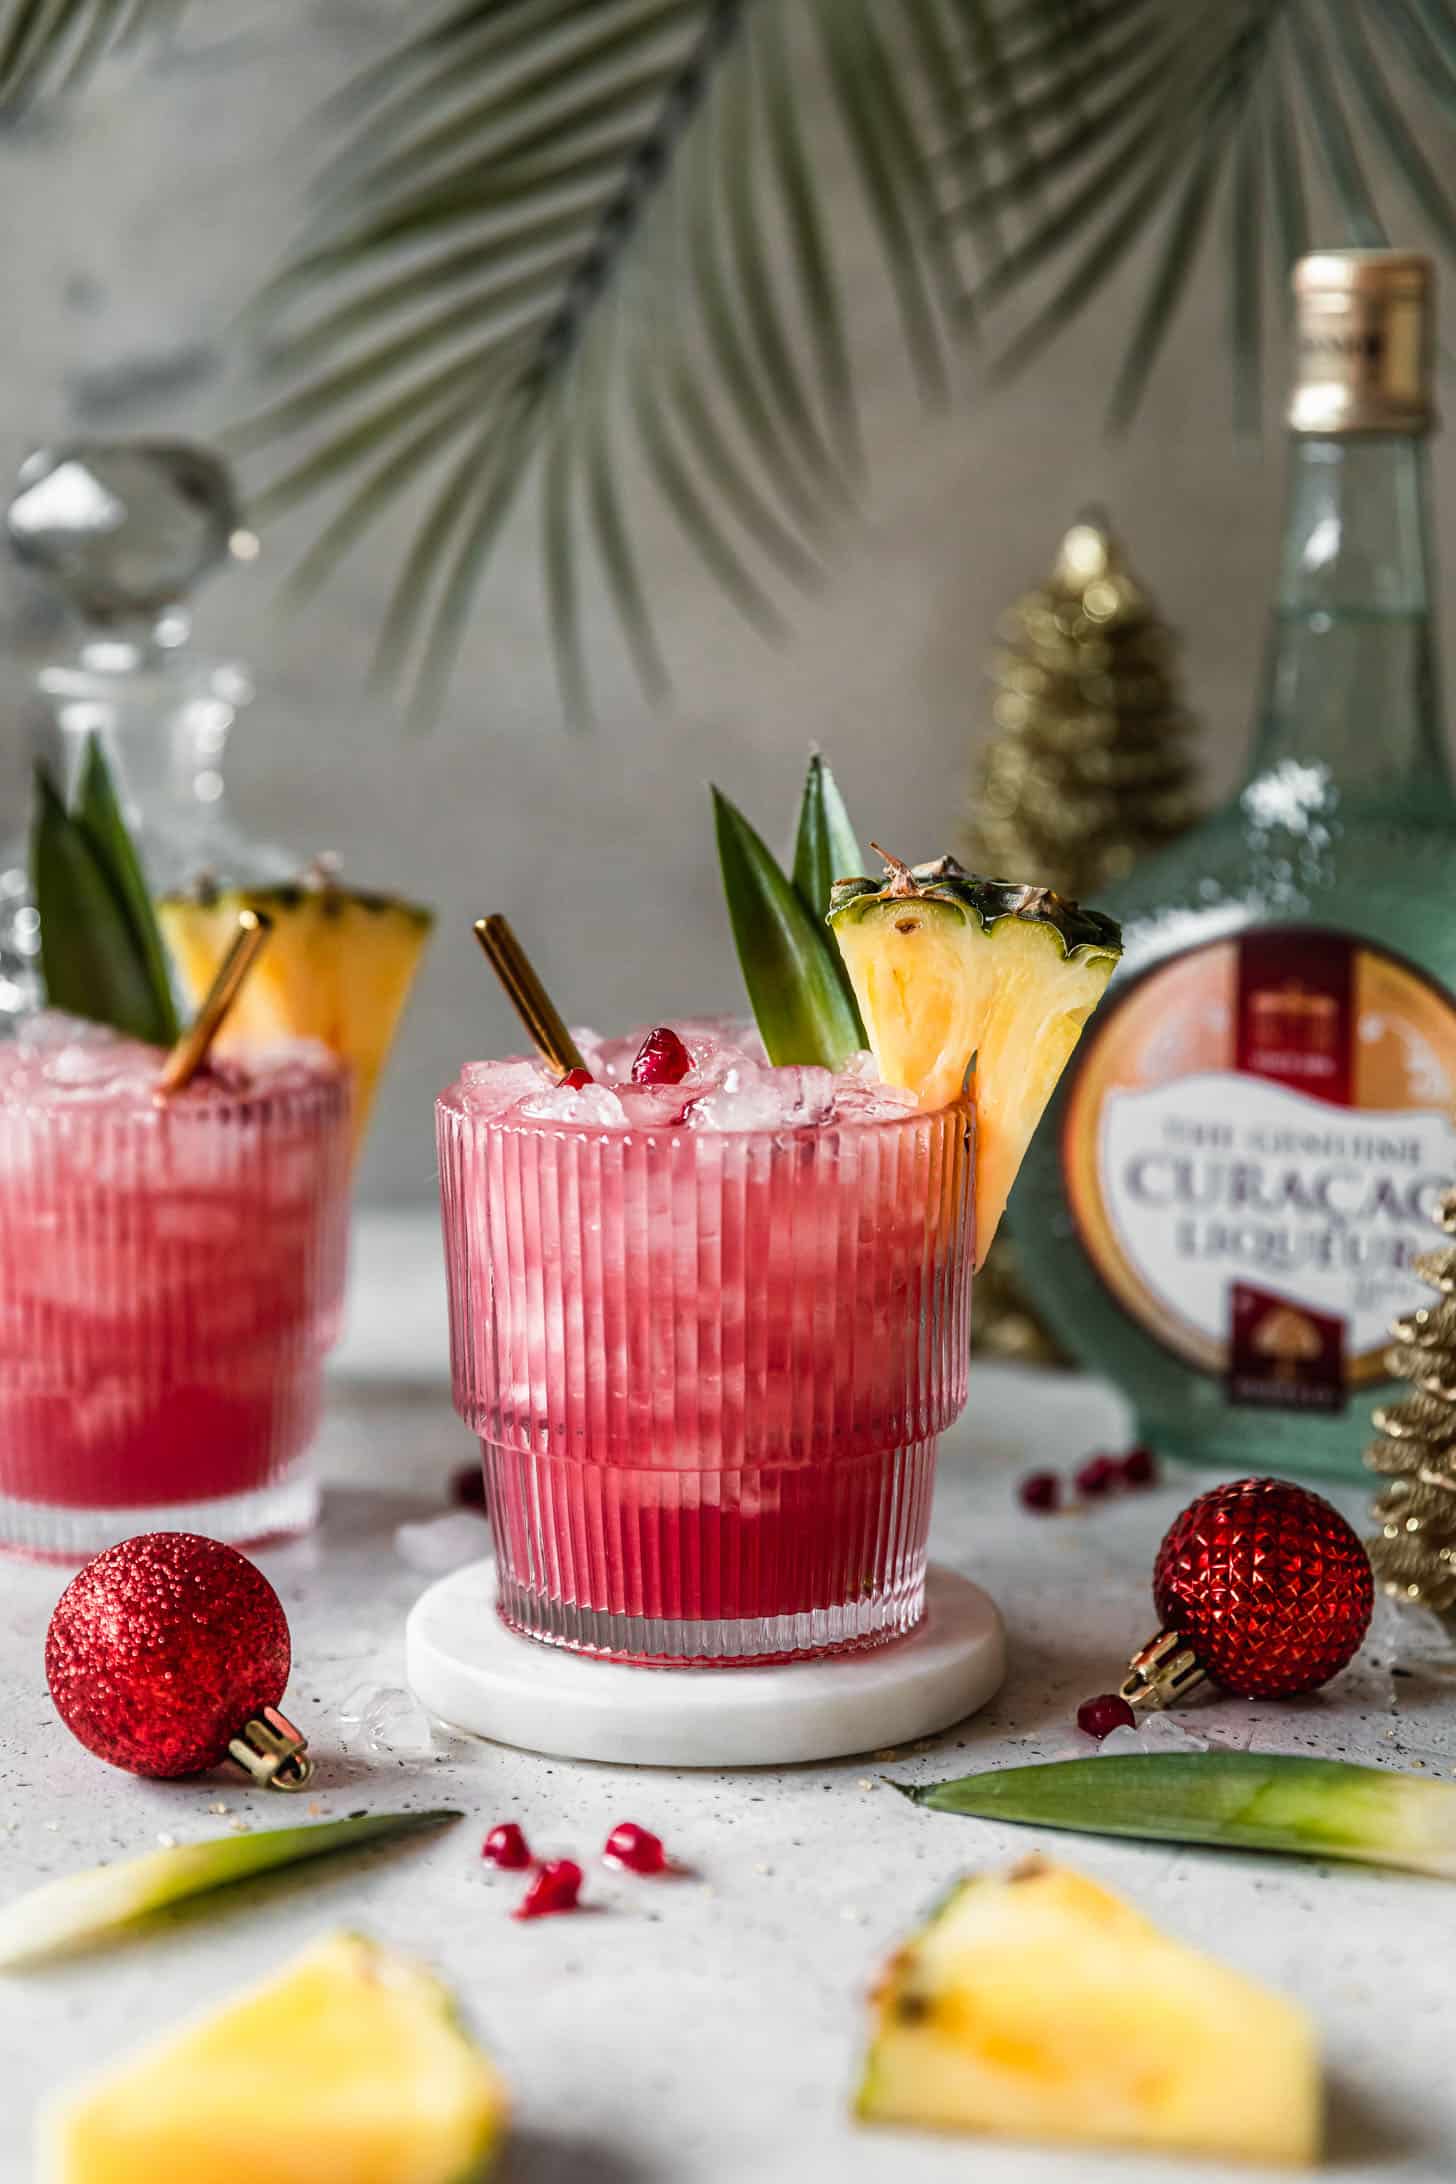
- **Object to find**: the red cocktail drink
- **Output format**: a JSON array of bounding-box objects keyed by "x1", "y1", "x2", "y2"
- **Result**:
[
  {"x1": 438, "y1": 1025, "x2": 974, "y2": 1662},
  {"x1": 0, "y1": 1016, "x2": 350, "y2": 1557}
]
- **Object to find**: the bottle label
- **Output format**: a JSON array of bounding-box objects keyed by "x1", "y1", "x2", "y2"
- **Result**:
[{"x1": 1063, "y1": 929, "x2": 1456, "y2": 1411}]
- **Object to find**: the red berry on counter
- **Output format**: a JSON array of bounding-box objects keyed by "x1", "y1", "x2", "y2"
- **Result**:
[
  {"x1": 1077, "y1": 1693, "x2": 1136, "y2": 1739},
  {"x1": 482, "y1": 1822, "x2": 532, "y2": 1870},
  {"x1": 632, "y1": 1027, "x2": 692, "y2": 1086},
  {"x1": 559, "y1": 1067, "x2": 594, "y2": 1090},
  {"x1": 1120, "y1": 1445, "x2": 1158, "y2": 1488},
  {"x1": 1075, "y1": 1453, "x2": 1120, "y2": 1499},
  {"x1": 515, "y1": 1858, "x2": 583, "y2": 1919},
  {"x1": 604, "y1": 1821, "x2": 667, "y2": 1874},
  {"x1": 1017, "y1": 1470, "x2": 1061, "y2": 1514},
  {"x1": 450, "y1": 1463, "x2": 488, "y2": 1513}
]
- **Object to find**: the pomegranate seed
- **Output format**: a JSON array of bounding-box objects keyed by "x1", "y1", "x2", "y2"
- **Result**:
[
  {"x1": 1120, "y1": 1445, "x2": 1158, "y2": 1488},
  {"x1": 1077, "y1": 1693, "x2": 1136, "y2": 1739},
  {"x1": 1017, "y1": 1469, "x2": 1061, "y2": 1514},
  {"x1": 632, "y1": 1027, "x2": 692, "y2": 1086},
  {"x1": 604, "y1": 1821, "x2": 667, "y2": 1874},
  {"x1": 450, "y1": 1463, "x2": 488, "y2": 1513},
  {"x1": 482, "y1": 1822, "x2": 531, "y2": 1870},
  {"x1": 559, "y1": 1067, "x2": 594, "y2": 1090},
  {"x1": 515, "y1": 1858, "x2": 583, "y2": 1919},
  {"x1": 1075, "y1": 1453, "x2": 1120, "y2": 1499}
]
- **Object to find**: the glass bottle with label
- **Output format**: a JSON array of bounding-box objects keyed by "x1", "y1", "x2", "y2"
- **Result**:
[{"x1": 1012, "y1": 250, "x2": 1456, "y2": 1484}]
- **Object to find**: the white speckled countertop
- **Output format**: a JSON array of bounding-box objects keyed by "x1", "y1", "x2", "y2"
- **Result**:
[{"x1": 2, "y1": 1213, "x2": 1453, "y2": 2183}]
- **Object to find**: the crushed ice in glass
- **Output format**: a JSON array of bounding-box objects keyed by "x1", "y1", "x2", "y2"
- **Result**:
[
  {"x1": 2, "y1": 1010, "x2": 337, "y2": 1107},
  {"x1": 452, "y1": 1021, "x2": 921, "y2": 1131},
  {"x1": 518, "y1": 1081, "x2": 628, "y2": 1126}
]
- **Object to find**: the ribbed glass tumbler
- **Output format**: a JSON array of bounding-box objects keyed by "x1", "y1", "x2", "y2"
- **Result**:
[
  {"x1": 0, "y1": 1042, "x2": 351, "y2": 1559},
  {"x1": 437, "y1": 1090, "x2": 974, "y2": 1663}
]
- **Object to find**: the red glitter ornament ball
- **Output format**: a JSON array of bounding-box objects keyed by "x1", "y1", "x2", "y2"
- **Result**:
[
  {"x1": 46, "y1": 1533, "x2": 291, "y2": 1778},
  {"x1": 1153, "y1": 1478, "x2": 1373, "y2": 1699}
]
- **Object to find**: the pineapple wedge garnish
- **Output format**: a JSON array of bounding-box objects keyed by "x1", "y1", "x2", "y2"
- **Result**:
[
  {"x1": 858, "y1": 1859, "x2": 1319, "y2": 2165},
  {"x1": 159, "y1": 866, "x2": 433, "y2": 1155},
  {"x1": 40, "y1": 1931, "x2": 506, "y2": 2184},
  {"x1": 828, "y1": 852, "x2": 1121, "y2": 1263}
]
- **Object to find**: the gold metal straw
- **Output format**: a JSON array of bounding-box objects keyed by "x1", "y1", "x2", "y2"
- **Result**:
[
  {"x1": 473, "y1": 914, "x2": 585, "y2": 1077},
  {"x1": 156, "y1": 909, "x2": 273, "y2": 1096}
]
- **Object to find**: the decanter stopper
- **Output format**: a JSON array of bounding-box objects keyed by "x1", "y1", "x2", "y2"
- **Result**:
[{"x1": 7, "y1": 440, "x2": 253, "y2": 628}]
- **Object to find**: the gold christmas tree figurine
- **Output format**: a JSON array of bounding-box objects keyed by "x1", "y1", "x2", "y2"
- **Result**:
[
  {"x1": 966, "y1": 512, "x2": 1200, "y2": 1359},
  {"x1": 968, "y1": 512, "x2": 1201, "y2": 899},
  {"x1": 1366, "y1": 1188, "x2": 1456, "y2": 1620}
]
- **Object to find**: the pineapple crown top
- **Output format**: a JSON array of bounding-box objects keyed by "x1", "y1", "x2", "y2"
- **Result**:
[{"x1": 827, "y1": 847, "x2": 1123, "y2": 963}]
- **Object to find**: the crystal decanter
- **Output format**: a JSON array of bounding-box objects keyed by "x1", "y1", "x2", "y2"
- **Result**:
[{"x1": 0, "y1": 440, "x2": 293, "y2": 1025}]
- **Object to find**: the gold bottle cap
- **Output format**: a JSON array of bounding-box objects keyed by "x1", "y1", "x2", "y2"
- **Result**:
[{"x1": 1289, "y1": 250, "x2": 1434, "y2": 435}]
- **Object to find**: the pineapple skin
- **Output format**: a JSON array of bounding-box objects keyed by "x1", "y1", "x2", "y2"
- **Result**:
[
  {"x1": 856, "y1": 1861, "x2": 1319, "y2": 2166},
  {"x1": 39, "y1": 1931, "x2": 506, "y2": 2184}
]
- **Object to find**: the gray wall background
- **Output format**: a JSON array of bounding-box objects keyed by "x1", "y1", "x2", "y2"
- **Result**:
[{"x1": 4, "y1": 4, "x2": 1454, "y2": 1204}]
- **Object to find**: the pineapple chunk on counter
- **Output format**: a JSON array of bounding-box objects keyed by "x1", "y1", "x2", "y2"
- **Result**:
[
  {"x1": 40, "y1": 1931, "x2": 506, "y2": 2184},
  {"x1": 857, "y1": 1859, "x2": 1319, "y2": 2165}
]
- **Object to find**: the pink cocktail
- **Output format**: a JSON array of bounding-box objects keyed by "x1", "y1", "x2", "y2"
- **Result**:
[
  {"x1": 0, "y1": 1016, "x2": 351, "y2": 1558},
  {"x1": 438, "y1": 1025, "x2": 974, "y2": 1663}
]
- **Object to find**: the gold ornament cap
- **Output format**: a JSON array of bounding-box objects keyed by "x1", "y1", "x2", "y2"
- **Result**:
[
  {"x1": 1289, "y1": 249, "x2": 1434, "y2": 436},
  {"x1": 1118, "y1": 1628, "x2": 1206, "y2": 1711},
  {"x1": 228, "y1": 1705, "x2": 313, "y2": 1792}
]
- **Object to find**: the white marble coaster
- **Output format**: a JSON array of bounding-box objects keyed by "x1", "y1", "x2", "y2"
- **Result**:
[{"x1": 405, "y1": 1560, "x2": 1005, "y2": 1768}]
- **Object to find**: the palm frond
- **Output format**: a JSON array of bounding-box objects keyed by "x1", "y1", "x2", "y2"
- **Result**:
[
  {"x1": 1229, "y1": 85, "x2": 1264, "y2": 432},
  {"x1": 19, "y1": 0, "x2": 1456, "y2": 729},
  {"x1": 0, "y1": 0, "x2": 176, "y2": 112},
  {"x1": 242, "y1": 0, "x2": 972, "y2": 724},
  {"x1": 948, "y1": 0, "x2": 1456, "y2": 430}
]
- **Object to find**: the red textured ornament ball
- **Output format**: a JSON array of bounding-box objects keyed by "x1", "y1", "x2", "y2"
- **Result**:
[
  {"x1": 1153, "y1": 1478, "x2": 1372, "y2": 1699},
  {"x1": 46, "y1": 1532, "x2": 291, "y2": 1778}
]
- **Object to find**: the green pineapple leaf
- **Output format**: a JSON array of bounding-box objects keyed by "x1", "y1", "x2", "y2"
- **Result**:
[
  {"x1": 904, "y1": 1750, "x2": 1456, "y2": 1879},
  {"x1": 32, "y1": 742, "x2": 180, "y2": 1048},
  {"x1": 713, "y1": 783, "x2": 861, "y2": 1070},
  {"x1": 791, "y1": 751, "x2": 864, "y2": 924},
  {"x1": 0, "y1": 1808, "x2": 464, "y2": 1968},
  {"x1": 790, "y1": 751, "x2": 865, "y2": 1037},
  {"x1": 76, "y1": 738, "x2": 181, "y2": 1045}
]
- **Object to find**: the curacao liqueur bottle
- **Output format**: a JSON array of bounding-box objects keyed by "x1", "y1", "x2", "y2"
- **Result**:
[{"x1": 1012, "y1": 250, "x2": 1456, "y2": 1485}]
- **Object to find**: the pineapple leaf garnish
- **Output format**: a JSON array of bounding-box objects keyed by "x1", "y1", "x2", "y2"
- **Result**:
[
  {"x1": 791, "y1": 753, "x2": 863, "y2": 927},
  {"x1": 0, "y1": 1808, "x2": 463, "y2": 1968},
  {"x1": 791, "y1": 753, "x2": 865, "y2": 1040},
  {"x1": 713, "y1": 781, "x2": 861, "y2": 1070},
  {"x1": 75, "y1": 736, "x2": 180, "y2": 1040},
  {"x1": 904, "y1": 1751, "x2": 1456, "y2": 1878},
  {"x1": 32, "y1": 741, "x2": 180, "y2": 1048}
]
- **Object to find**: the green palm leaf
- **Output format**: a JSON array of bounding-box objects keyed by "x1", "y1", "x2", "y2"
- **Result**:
[
  {"x1": 0, "y1": 0, "x2": 180, "y2": 111},
  {"x1": 23, "y1": 0, "x2": 1456, "y2": 722},
  {"x1": 235, "y1": 0, "x2": 970, "y2": 725},
  {"x1": 948, "y1": 0, "x2": 1456, "y2": 430}
]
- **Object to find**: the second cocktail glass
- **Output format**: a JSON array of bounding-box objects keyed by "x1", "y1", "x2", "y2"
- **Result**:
[
  {"x1": 0, "y1": 1018, "x2": 351, "y2": 1558},
  {"x1": 438, "y1": 1028, "x2": 974, "y2": 1664}
]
